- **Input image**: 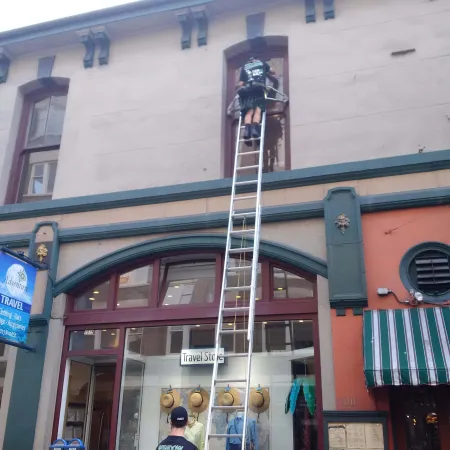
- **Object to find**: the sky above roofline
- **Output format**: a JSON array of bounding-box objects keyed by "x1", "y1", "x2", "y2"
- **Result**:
[{"x1": 0, "y1": 0, "x2": 138, "y2": 32}]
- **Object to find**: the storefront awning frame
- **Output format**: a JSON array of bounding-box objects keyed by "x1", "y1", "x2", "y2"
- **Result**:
[{"x1": 363, "y1": 307, "x2": 450, "y2": 388}]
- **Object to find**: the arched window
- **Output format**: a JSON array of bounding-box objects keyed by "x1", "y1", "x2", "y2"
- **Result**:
[
  {"x1": 6, "y1": 78, "x2": 69, "y2": 203},
  {"x1": 69, "y1": 253, "x2": 316, "y2": 313},
  {"x1": 224, "y1": 37, "x2": 290, "y2": 177},
  {"x1": 57, "y1": 250, "x2": 321, "y2": 450}
]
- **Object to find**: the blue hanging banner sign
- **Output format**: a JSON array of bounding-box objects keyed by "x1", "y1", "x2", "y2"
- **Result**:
[{"x1": 0, "y1": 251, "x2": 37, "y2": 345}]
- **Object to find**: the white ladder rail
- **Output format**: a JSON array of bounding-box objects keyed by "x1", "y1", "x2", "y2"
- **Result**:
[
  {"x1": 204, "y1": 111, "x2": 245, "y2": 450},
  {"x1": 240, "y1": 111, "x2": 266, "y2": 450},
  {"x1": 204, "y1": 108, "x2": 267, "y2": 450}
]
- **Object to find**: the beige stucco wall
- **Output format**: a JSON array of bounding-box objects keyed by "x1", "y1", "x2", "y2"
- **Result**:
[
  {"x1": 55, "y1": 219, "x2": 326, "y2": 279},
  {"x1": 317, "y1": 276, "x2": 336, "y2": 410},
  {"x1": 1, "y1": 0, "x2": 450, "y2": 199}
]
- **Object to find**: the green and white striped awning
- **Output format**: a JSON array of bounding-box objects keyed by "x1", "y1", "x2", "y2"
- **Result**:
[{"x1": 363, "y1": 308, "x2": 450, "y2": 388}]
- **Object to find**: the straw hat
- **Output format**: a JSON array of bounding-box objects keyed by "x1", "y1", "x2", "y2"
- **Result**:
[
  {"x1": 160, "y1": 388, "x2": 181, "y2": 414},
  {"x1": 249, "y1": 386, "x2": 270, "y2": 414},
  {"x1": 188, "y1": 387, "x2": 210, "y2": 414},
  {"x1": 217, "y1": 387, "x2": 241, "y2": 409}
]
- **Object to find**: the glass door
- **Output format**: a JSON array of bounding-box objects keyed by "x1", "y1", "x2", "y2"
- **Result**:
[
  {"x1": 391, "y1": 387, "x2": 442, "y2": 450},
  {"x1": 59, "y1": 356, "x2": 117, "y2": 450},
  {"x1": 63, "y1": 360, "x2": 93, "y2": 442},
  {"x1": 116, "y1": 328, "x2": 145, "y2": 450}
]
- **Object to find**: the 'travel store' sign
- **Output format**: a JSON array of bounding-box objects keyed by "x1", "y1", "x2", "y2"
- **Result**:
[{"x1": 180, "y1": 348, "x2": 225, "y2": 366}]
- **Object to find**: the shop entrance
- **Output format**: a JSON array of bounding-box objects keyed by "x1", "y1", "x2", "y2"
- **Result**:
[
  {"x1": 60, "y1": 356, "x2": 117, "y2": 450},
  {"x1": 391, "y1": 386, "x2": 450, "y2": 450}
]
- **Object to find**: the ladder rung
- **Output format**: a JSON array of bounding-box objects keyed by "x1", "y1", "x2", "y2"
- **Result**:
[
  {"x1": 235, "y1": 180, "x2": 257, "y2": 186},
  {"x1": 233, "y1": 195, "x2": 257, "y2": 201},
  {"x1": 209, "y1": 433, "x2": 243, "y2": 438},
  {"x1": 228, "y1": 247, "x2": 254, "y2": 254},
  {"x1": 224, "y1": 286, "x2": 251, "y2": 291},
  {"x1": 212, "y1": 405, "x2": 245, "y2": 411},
  {"x1": 224, "y1": 352, "x2": 249, "y2": 358},
  {"x1": 215, "y1": 378, "x2": 247, "y2": 384},
  {"x1": 238, "y1": 150, "x2": 260, "y2": 156},
  {"x1": 222, "y1": 306, "x2": 250, "y2": 313},
  {"x1": 230, "y1": 229, "x2": 255, "y2": 235},
  {"x1": 239, "y1": 138, "x2": 260, "y2": 142},
  {"x1": 220, "y1": 328, "x2": 248, "y2": 334},
  {"x1": 227, "y1": 265, "x2": 252, "y2": 271},
  {"x1": 232, "y1": 212, "x2": 256, "y2": 219},
  {"x1": 236, "y1": 165, "x2": 259, "y2": 171}
]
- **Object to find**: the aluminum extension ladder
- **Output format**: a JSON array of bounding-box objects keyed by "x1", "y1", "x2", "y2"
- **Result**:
[{"x1": 204, "y1": 85, "x2": 275, "y2": 450}]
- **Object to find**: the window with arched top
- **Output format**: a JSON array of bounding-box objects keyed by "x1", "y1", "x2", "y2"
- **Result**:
[
  {"x1": 69, "y1": 253, "x2": 316, "y2": 314},
  {"x1": 224, "y1": 38, "x2": 290, "y2": 177},
  {"x1": 6, "y1": 78, "x2": 69, "y2": 204}
]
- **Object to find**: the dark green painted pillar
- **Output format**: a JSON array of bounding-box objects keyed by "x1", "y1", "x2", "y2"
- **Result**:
[
  {"x1": 3, "y1": 222, "x2": 59, "y2": 450},
  {"x1": 324, "y1": 187, "x2": 367, "y2": 311},
  {"x1": 3, "y1": 322, "x2": 49, "y2": 450}
]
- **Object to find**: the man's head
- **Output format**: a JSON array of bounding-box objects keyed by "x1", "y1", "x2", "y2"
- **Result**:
[{"x1": 170, "y1": 406, "x2": 188, "y2": 429}]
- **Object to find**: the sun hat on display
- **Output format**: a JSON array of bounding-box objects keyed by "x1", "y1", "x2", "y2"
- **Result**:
[
  {"x1": 217, "y1": 386, "x2": 241, "y2": 409},
  {"x1": 188, "y1": 387, "x2": 210, "y2": 414},
  {"x1": 160, "y1": 388, "x2": 181, "y2": 414},
  {"x1": 249, "y1": 385, "x2": 270, "y2": 414}
]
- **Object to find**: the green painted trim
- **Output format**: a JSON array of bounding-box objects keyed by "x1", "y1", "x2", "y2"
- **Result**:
[
  {"x1": 0, "y1": 233, "x2": 31, "y2": 248},
  {"x1": 360, "y1": 186, "x2": 450, "y2": 212},
  {"x1": 325, "y1": 187, "x2": 368, "y2": 309},
  {"x1": 53, "y1": 233, "x2": 327, "y2": 296},
  {"x1": 28, "y1": 315, "x2": 48, "y2": 326},
  {"x1": 0, "y1": 150, "x2": 449, "y2": 222},
  {"x1": 0, "y1": 0, "x2": 216, "y2": 46},
  {"x1": 28, "y1": 222, "x2": 60, "y2": 319},
  {"x1": 399, "y1": 241, "x2": 450, "y2": 302},
  {"x1": 0, "y1": 186, "x2": 449, "y2": 248},
  {"x1": 58, "y1": 201, "x2": 324, "y2": 243},
  {"x1": 3, "y1": 325, "x2": 49, "y2": 450}
]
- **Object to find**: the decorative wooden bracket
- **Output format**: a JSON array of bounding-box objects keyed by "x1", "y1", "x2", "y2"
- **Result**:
[
  {"x1": 92, "y1": 27, "x2": 110, "y2": 66},
  {"x1": 0, "y1": 47, "x2": 11, "y2": 84},
  {"x1": 176, "y1": 11, "x2": 193, "y2": 50},
  {"x1": 192, "y1": 9, "x2": 208, "y2": 47},
  {"x1": 77, "y1": 29, "x2": 95, "y2": 69}
]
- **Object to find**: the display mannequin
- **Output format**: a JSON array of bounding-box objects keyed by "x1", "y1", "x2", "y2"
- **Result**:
[
  {"x1": 226, "y1": 408, "x2": 258, "y2": 450},
  {"x1": 185, "y1": 414, "x2": 205, "y2": 450}
]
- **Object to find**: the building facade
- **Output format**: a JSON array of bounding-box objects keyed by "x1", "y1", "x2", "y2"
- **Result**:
[{"x1": 0, "y1": 0, "x2": 449, "y2": 449}]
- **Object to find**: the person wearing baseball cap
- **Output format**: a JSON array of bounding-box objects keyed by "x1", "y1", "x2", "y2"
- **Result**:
[{"x1": 156, "y1": 406, "x2": 198, "y2": 450}]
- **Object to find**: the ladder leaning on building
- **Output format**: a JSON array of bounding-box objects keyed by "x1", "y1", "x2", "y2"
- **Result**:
[{"x1": 204, "y1": 74, "x2": 288, "y2": 450}]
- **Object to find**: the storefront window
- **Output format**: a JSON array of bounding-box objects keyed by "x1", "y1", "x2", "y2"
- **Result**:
[
  {"x1": 116, "y1": 321, "x2": 317, "y2": 450},
  {"x1": 273, "y1": 267, "x2": 314, "y2": 299},
  {"x1": 118, "y1": 265, "x2": 152, "y2": 308},
  {"x1": 73, "y1": 279, "x2": 110, "y2": 311},
  {"x1": 69, "y1": 329, "x2": 120, "y2": 351},
  {"x1": 160, "y1": 256, "x2": 216, "y2": 306}
]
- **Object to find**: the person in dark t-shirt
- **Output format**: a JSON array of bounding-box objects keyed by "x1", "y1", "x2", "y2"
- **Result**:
[
  {"x1": 237, "y1": 56, "x2": 276, "y2": 145},
  {"x1": 156, "y1": 406, "x2": 198, "y2": 450}
]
